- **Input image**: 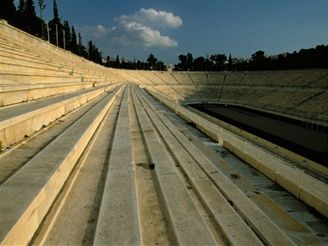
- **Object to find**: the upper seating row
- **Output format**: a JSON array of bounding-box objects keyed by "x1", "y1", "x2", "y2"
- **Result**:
[
  {"x1": 1, "y1": 19, "x2": 327, "y2": 125},
  {"x1": 0, "y1": 20, "x2": 125, "y2": 86},
  {"x1": 0, "y1": 20, "x2": 126, "y2": 107},
  {"x1": 135, "y1": 70, "x2": 328, "y2": 88}
]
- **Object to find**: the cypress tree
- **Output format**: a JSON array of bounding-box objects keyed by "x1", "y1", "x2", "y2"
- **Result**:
[
  {"x1": 21, "y1": 0, "x2": 39, "y2": 35},
  {"x1": 88, "y1": 40, "x2": 94, "y2": 60},
  {"x1": 18, "y1": 0, "x2": 25, "y2": 14},
  {"x1": 228, "y1": 53, "x2": 232, "y2": 70},
  {"x1": 25, "y1": 0, "x2": 36, "y2": 18},
  {"x1": 49, "y1": 0, "x2": 63, "y2": 47},
  {"x1": 38, "y1": 0, "x2": 46, "y2": 39},
  {"x1": 53, "y1": 0, "x2": 60, "y2": 23},
  {"x1": 16, "y1": 0, "x2": 26, "y2": 29},
  {"x1": 63, "y1": 21, "x2": 71, "y2": 50},
  {"x1": 106, "y1": 56, "x2": 111, "y2": 67},
  {"x1": 78, "y1": 32, "x2": 82, "y2": 55},
  {"x1": 115, "y1": 55, "x2": 120, "y2": 68},
  {"x1": 70, "y1": 26, "x2": 78, "y2": 53},
  {"x1": 0, "y1": 0, "x2": 16, "y2": 24}
]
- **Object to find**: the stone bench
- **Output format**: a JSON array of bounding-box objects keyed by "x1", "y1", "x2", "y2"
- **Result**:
[
  {"x1": 0, "y1": 84, "x2": 120, "y2": 149},
  {"x1": 0, "y1": 88, "x2": 122, "y2": 245}
]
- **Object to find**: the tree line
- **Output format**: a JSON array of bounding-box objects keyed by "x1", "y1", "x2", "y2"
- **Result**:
[
  {"x1": 1, "y1": 1, "x2": 326, "y2": 71},
  {"x1": 174, "y1": 45, "x2": 328, "y2": 71},
  {"x1": 0, "y1": 0, "x2": 103, "y2": 63},
  {"x1": 0, "y1": 0, "x2": 167, "y2": 70},
  {"x1": 105, "y1": 54, "x2": 165, "y2": 70}
]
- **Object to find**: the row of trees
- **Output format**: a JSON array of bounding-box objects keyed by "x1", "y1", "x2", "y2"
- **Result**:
[
  {"x1": 174, "y1": 53, "x2": 232, "y2": 71},
  {"x1": 0, "y1": 0, "x2": 103, "y2": 64},
  {"x1": 1, "y1": 1, "x2": 326, "y2": 71},
  {"x1": 174, "y1": 45, "x2": 328, "y2": 71},
  {"x1": 104, "y1": 54, "x2": 166, "y2": 70},
  {"x1": 0, "y1": 0, "x2": 167, "y2": 70}
]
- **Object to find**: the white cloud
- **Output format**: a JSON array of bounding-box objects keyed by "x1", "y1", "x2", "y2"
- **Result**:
[
  {"x1": 119, "y1": 20, "x2": 178, "y2": 48},
  {"x1": 77, "y1": 9, "x2": 181, "y2": 49},
  {"x1": 112, "y1": 8, "x2": 182, "y2": 48},
  {"x1": 119, "y1": 8, "x2": 183, "y2": 28},
  {"x1": 79, "y1": 24, "x2": 112, "y2": 38}
]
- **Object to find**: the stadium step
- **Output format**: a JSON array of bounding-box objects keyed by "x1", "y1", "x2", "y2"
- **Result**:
[
  {"x1": 0, "y1": 86, "x2": 124, "y2": 245},
  {"x1": 0, "y1": 84, "x2": 120, "y2": 149}
]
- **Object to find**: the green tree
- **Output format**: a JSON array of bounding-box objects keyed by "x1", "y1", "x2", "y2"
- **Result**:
[
  {"x1": 70, "y1": 26, "x2": 78, "y2": 53},
  {"x1": 147, "y1": 54, "x2": 158, "y2": 70},
  {"x1": 0, "y1": 0, "x2": 16, "y2": 24},
  {"x1": 38, "y1": 0, "x2": 46, "y2": 39},
  {"x1": 20, "y1": 0, "x2": 40, "y2": 35},
  {"x1": 186, "y1": 53, "x2": 193, "y2": 70},
  {"x1": 228, "y1": 53, "x2": 232, "y2": 70},
  {"x1": 251, "y1": 50, "x2": 265, "y2": 61},
  {"x1": 78, "y1": 32, "x2": 82, "y2": 55},
  {"x1": 178, "y1": 54, "x2": 187, "y2": 70},
  {"x1": 48, "y1": 0, "x2": 63, "y2": 46},
  {"x1": 18, "y1": 0, "x2": 25, "y2": 14},
  {"x1": 25, "y1": 0, "x2": 36, "y2": 18},
  {"x1": 194, "y1": 56, "x2": 205, "y2": 71},
  {"x1": 115, "y1": 55, "x2": 120, "y2": 68},
  {"x1": 250, "y1": 50, "x2": 266, "y2": 70},
  {"x1": 16, "y1": 0, "x2": 26, "y2": 30},
  {"x1": 53, "y1": 0, "x2": 60, "y2": 23},
  {"x1": 210, "y1": 54, "x2": 227, "y2": 71},
  {"x1": 105, "y1": 56, "x2": 111, "y2": 67},
  {"x1": 63, "y1": 20, "x2": 71, "y2": 50}
]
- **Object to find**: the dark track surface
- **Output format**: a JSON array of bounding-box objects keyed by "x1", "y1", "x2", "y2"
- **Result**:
[{"x1": 189, "y1": 104, "x2": 328, "y2": 166}]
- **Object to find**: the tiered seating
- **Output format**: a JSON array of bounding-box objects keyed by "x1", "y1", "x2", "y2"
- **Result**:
[
  {"x1": 189, "y1": 72, "x2": 208, "y2": 85},
  {"x1": 224, "y1": 71, "x2": 245, "y2": 85},
  {"x1": 207, "y1": 72, "x2": 225, "y2": 85},
  {"x1": 1, "y1": 20, "x2": 327, "y2": 246},
  {"x1": 150, "y1": 85, "x2": 181, "y2": 101},
  {"x1": 0, "y1": 19, "x2": 125, "y2": 148},
  {"x1": 240, "y1": 71, "x2": 269, "y2": 85},
  {"x1": 290, "y1": 69, "x2": 328, "y2": 87},
  {"x1": 140, "y1": 68, "x2": 327, "y2": 125},
  {"x1": 171, "y1": 72, "x2": 193, "y2": 85},
  {"x1": 0, "y1": 20, "x2": 125, "y2": 108},
  {"x1": 0, "y1": 41, "x2": 90, "y2": 84},
  {"x1": 218, "y1": 87, "x2": 249, "y2": 104},
  {"x1": 268, "y1": 90, "x2": 320, "y2": 112},
  {"x1": 139, "y1": 71, "x2": 165, "y2": 85},
  {"x1": 135, "y1": 71, "x2": 158, "y2": 85},
  {"x1": 0, "y1": 22, "x2": 124, "y2": 86},
  {"x1": 147, "y1": 87, "x2": 328, "y2": 219},
  {"x1": 293, "y1": 91, "x2": 328, "y2": 115},
  {"x1": 153, "y1": 71, "x2": 179, "y2": 85}
]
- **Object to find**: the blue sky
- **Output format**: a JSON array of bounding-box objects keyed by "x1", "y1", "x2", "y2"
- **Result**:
[{"x1": 16, "y1": 0, "x2": 328, "y2": 64}]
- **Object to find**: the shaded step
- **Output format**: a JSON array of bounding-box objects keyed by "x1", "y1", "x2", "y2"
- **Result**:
[
  {"x1": 29, "y1": 88, "x2": 124, "y2": 245},
  {"x1": 94, "y1": 87, "x2": 141, "y2": 245},
  {"x1": 0, "y1": 87, "x2": 123, "y2": 245},
  {"x1": 0, "y1": 85, "x2": 118, "y2": 148},
  {"x1": 130, "y1": 87, "x2": 218, "y2": 245},
  {"x1": 0, "y1": 81, "x2": 120, "y2": 107},
  {"x1": 0, "y1": 92, "x2": 111, "y2": 185}
]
